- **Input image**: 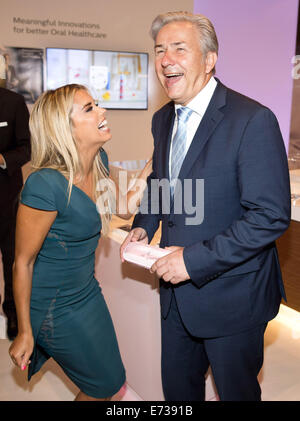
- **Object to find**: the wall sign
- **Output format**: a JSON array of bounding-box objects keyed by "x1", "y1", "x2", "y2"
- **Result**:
[{"x1": 12, "y1": 17, "x2": 107, "y2": 39}]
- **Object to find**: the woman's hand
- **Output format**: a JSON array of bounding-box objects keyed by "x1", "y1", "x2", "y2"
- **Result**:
[
  {"x1": 140, "y1": 158, "x2": 153, "y2": 180},
  {"x1": 9, "y1": 332, "x2": 34, "y2": 371},
  {"x1": 115, "y1": 158, "x2": 153, "y2": 219}
]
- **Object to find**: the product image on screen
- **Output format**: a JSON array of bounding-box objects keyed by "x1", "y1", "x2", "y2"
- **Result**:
[
  {"x1": 4, "y1": 47, "x2": 44, "y2": 104},
  {"x1": 46, "y1": 48, "x2": 148, "y2": 109}
]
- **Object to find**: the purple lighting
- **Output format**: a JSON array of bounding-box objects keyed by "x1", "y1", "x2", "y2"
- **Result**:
[{"x1": 194, "y1": 0, "x2": 299, "y2": 152}]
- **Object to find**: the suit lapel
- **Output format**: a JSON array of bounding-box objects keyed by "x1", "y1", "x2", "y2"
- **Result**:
[
  {"x1": 156, "y1": 81, "x2": 228, "y2": 205},
  {"x1": 157, "y1": 102, "x2": 175, "y2": 180},
  {"x1": 178, "y1": 81, "x2": 227, "y2": 183}
]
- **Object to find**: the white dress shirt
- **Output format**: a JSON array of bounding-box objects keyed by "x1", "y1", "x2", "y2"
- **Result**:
[{"x1": 169, "y1": 76, "x2": 217, "y2": 173}]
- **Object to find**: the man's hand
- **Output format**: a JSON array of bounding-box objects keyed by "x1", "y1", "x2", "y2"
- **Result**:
[
  {"x1": 150, "y1": 246, "x2": 190, "y2": 284},
  {"x1": 120, "y1": 227, "x2": 149, "y2": 262}
]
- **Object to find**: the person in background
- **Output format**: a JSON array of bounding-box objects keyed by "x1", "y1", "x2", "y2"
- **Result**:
[
  {"x1": 121, "y1": 11, "x2": 291, "y2": 401},
  {"x1": 0, "y1": 55, "x2": 31, "y2": 341},
  {"x1": 9, "y1": 84, "x2": 151, "y2": 401}
]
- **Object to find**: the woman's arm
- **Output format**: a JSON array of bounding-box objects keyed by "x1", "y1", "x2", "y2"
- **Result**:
[
  {"x1": 9, "y1": 204, "x2": 57, "y2": 370},
  {"x1": 114, "y1": 158, "x2": 152, "y2": 220}
]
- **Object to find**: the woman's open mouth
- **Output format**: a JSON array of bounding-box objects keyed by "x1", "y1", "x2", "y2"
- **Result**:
[{"x1": 98, "y1": 119, "x2": 108, "y2": 131}]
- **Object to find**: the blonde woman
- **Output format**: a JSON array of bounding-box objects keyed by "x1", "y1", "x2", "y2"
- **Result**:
[{"x1": 8, "y1": 84, "x2": 152, "y2": 401}]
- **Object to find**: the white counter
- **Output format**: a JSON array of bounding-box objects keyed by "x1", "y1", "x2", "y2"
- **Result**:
[
  {"x1": 291, "y1": 205, "x2": 300, "y2": 222},
  {"x1": 290, "y1": 169, "x2": 300, "y2": 222},
  {"x1": 95, "y1": 217, "x2": 217, "y2": 401}
]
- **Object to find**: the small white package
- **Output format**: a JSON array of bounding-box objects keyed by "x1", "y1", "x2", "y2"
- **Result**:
[{"x1": 123, "y1": 242, "x2": 171, "y2": 269}]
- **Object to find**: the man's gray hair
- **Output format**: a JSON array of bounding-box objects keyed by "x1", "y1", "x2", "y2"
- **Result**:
[{"x1": 150, "y1": 11, "x2": 219, "y2": 57}]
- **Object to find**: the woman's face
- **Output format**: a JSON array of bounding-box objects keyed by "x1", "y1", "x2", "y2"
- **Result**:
[{"x1": 71, "y1": 89, "x2": 111, "y2": 151}]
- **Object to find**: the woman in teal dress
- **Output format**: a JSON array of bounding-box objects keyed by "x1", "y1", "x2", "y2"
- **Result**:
[{"x1": 8, "y1": 84, "x2": 152, "y2": 401}]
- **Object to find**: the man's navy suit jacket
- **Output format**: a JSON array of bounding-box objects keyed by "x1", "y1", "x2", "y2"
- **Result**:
[
  {"x1": 132, "y1": 79, "x2": 291, "y2": 338},
  {"x1": 0, "y1": 87, "x2": 30, "y2": 217}
]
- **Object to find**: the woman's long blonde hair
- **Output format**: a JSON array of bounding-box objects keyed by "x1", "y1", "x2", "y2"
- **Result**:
[{"x1": 29, "y1": 84, "x2": 114, "y2": 235}]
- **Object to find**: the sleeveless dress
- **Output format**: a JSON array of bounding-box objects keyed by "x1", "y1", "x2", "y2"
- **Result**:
[{"x1": 20, "y1": 150, "x2": 126, "y2": 398}]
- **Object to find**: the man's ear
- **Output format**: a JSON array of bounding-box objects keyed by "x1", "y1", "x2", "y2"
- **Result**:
[{"x1": 205, "y1": 51, "x2": 218, "y2": 74}]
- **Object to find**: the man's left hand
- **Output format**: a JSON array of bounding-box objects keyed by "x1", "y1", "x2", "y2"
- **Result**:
[{"x1": 150, "y1": 246, "x2": 190, "y2": 284}]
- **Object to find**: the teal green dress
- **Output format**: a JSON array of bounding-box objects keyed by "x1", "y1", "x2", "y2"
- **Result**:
[{"x1": 20, "y1": 150, "x2": 125, "y2": 398}]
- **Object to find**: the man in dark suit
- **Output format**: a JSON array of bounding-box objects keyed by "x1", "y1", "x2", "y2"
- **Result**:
[
  {"x1": 0, "y1": 78, "x2": 31, "y2": 340},
  {"x1": 121, "y1": 11, "x2": 291, "y2": 400}
]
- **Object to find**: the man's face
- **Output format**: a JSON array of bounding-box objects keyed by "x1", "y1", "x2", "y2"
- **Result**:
[{"x1": 154, "y1": 21, "x2": 216, "y2": 105}]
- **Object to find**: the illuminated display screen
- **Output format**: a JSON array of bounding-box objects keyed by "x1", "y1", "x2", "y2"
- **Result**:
[{"x1": 46, "y1": 47, "x2": 148, "y2": 109}]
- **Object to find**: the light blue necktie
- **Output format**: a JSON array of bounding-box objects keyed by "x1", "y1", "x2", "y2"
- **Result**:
[{"x1": 170, "y1": 107, "x2": 193, "y2": 196}]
